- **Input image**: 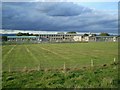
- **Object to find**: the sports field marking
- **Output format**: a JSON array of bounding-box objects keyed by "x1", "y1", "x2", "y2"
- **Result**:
[
  {"x1": 3, "y1": 45, "x2": 16, "y2": 62},
  {"x1": 26, "y1": 47, "x2": 30, "y2": 53},
  {"x1": 40, "y1": 47, "x2": 70, "y2": 60},
  {"x1": 25, "y1": 46, "x2": 40, "y2": 64},
  {"x1": 7, "y1": 45, "x2": 16, "y2": 55}
]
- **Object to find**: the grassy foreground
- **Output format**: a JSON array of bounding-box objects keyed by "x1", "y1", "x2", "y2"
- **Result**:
[
  {"x1": 2, "y1": 42, "x2": 119, "y2": 88},
  {"x1": 2, "y1": 63, "x2": 118, "y2": 88}
]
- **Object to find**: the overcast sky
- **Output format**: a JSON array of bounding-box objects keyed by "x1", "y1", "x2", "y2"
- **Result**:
[{"x1": 2, "y1": 2, "x2": 118, "y2": 34}]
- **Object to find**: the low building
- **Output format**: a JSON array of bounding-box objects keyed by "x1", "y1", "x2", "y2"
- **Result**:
[
  {"x1": 7, "y1": 36, "x2": 38, "y2": 42},
  {"x1": 38, "y1": 34, "x2": 79, "y2": 42},
  {"x1": 7, "y1": 34, "x2": 118, "y2": 43},
  {"x1": 89, "y1": 36, "x2": 118, "y2": 42}
]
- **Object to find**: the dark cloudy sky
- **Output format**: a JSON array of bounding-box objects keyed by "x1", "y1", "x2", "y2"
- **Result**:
[{"x1": 2, "y1": 2, "x2": 118, "y2": 34}]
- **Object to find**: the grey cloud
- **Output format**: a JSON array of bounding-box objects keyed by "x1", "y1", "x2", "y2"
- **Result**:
[
  {"x1": 2, "y1": 2, "x2": 118, "y2": 34},
  {"x1": 34, "y1": 2, "x2": 93, "y2": 16}
]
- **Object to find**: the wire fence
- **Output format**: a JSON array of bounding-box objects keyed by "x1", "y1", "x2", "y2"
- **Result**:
[{"x1": 3, "y1": 59, "x2": 118, "y2": 73}]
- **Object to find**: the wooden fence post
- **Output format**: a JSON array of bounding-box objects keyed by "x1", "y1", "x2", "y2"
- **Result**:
[
  {"x1": 63, "y1": 62, "x2": 66, "y2": 73},
  {"x1": 91, "y1": 59, "x2": 94, "y2": 67},
  {"x1": 114, "y1": 58, "x2": 116, "y2": 63},
  {"x1": 38, "y1": 64, "x2": 40, "y2": 71},
  {"x1": 23, "y1": 66, "x2": 27, "y2": 72},
  {"x1": 9, "y1": 64, "x2": 11, "y2": 73}
]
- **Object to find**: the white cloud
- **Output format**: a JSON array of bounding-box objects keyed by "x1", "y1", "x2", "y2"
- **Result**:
[{"x1": 1, "y1": 29, "x2": 59, "y2": 34}]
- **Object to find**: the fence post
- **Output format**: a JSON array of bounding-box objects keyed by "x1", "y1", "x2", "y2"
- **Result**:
[
  {"x1": 91, "y1": 59, "x2": 94, "y2": 67},
  {"x1": 63, "y1": 62, "x2": 66, "y2": 73},
  {"x1": 38, "y1": 64, "x2": 40, "y2": 71},
  {"x1": 114, "y1": 58, "x2": 116, "y2": 63},
  {"x1": 113, "y1": 58, "x2": 117, "y2": 69},
  {"x1": 23, "y1": 66, "x2": 27, "y2": 72},
  {"x1": 9, "y1": 64, "x2": 11, "y2": 73}
]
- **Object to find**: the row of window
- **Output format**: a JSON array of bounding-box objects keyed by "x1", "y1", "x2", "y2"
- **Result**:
[
  {"x1": 50, "y1": 38, "x2": 70, "y2": 40},
  {"x1": 39, "y1": 35, "x2": 75, "y2": 37}
]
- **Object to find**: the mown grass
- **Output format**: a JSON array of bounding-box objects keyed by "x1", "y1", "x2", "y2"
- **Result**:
[{"x1": 2, "y1": 42, "x2": 118, "y2": 71}]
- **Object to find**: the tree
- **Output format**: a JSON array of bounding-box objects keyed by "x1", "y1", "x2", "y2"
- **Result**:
[
  {"x1": 26, "y1": 33, "x2": 29, "y2": 36},
  {"x1": 92, "y1": 34, "x2": 97, "y2": 36},
  {"x1": 99, "y1": 32, "x2": 110, "y2": 36},
  {"x1": 83, "y1": 33, "x2": 89, "y2": 36},
  {"x1": 30, "y1": 33, "x2": 33, "y2": 36},
  {"x1": 66, "y1": 32, "x2": 76, "y2": 34},
  {"x1": 16, "y1": 32, "x2": 35, "y2": 36},
  {"x1": 16, "y1": 32, "x2": 23, "y2": 36},
  {"x1": 2, "y1": 36, "x2": 7, "y2": 41}
]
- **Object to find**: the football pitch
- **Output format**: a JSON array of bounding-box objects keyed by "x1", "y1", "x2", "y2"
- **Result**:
[{"x1": 2, "y1": 42, "x2": 118, "y2": 71}]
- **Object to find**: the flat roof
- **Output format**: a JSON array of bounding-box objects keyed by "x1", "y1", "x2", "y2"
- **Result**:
[
  {"x1": 95, "y1": 36, "x2": 118, "y2": 37},
  {"x1": 38, "y1": 34, "x2": 82, "y2": 35},
  {"x1": 7, "y1": 36, "x2": 37, "y2": 38}
]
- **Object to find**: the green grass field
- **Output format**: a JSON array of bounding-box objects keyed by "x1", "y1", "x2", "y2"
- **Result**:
[
  {"x1": 2, "y1": 63, "x2": 118, "y2": 88},
  {"x1": 2, "y1": 42, "x2": 118, "y2": 71},
  {"x1": 2, "y1": 42, "x2": 119, "y2": 88}
]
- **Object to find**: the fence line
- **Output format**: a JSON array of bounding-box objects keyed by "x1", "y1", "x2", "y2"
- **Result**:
[{"x1": 5, "y1": 59, "x2": 118, "y2": 72}]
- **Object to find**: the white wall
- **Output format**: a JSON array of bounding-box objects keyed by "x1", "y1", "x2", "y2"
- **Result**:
[{"x1": 73, "y1": 36, "x2": 82, "y2": 41}]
